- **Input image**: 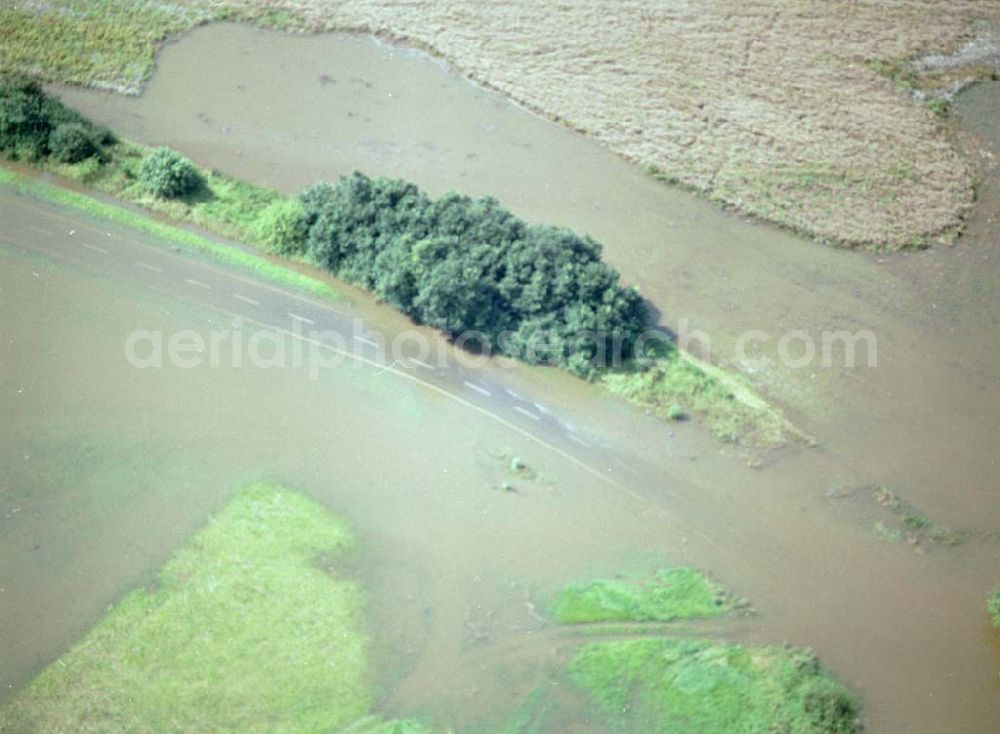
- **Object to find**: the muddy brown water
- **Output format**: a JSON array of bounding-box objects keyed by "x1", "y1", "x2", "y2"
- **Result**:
[{"x1": 5, "y1": 21, "x2": 996, "y2": 731}]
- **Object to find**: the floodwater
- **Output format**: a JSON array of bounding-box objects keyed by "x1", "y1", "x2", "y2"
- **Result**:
[{"x1": 6, "y1": 20, "x2": 997, "y2": 731}]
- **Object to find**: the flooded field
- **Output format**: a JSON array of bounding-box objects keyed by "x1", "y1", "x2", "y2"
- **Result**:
[
  {"x1": 0, "y1": 235, "x2": 689, "y2": 728},
  {"x1": 6, "y1": 21, "x2": 998, "y2": 732}
]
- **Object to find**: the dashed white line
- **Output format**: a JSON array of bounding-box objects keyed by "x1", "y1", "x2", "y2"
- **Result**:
[
  {"x1": 567, "y1": 434, "x2": 590, "y2": 448},
  {"x1": 184, "y1": 278, "x2": 211, "y2": 289},
  {"x1": 464, "y1": 381, "x2": 492, "y2": 397},
  {"x1": 409, "y1": 358, "x2": 435, "y2": 370},
  {"x1": 288, "y1": 312, "x2": 315, "y2": 325},
  {"x1": 82, "y1": 243, "x2": 109, "y2": 255},
  {"x1": 135, "y1": 261, "x2": 163, "y2": 273},
  {"x1": 354, "y1": 335, "x2": 378, "y2": 348},
  {"x1": 28, "y1": 225, "x2": 54, "y2": 237},
  {"x1": 513, "y1": 405, "x2": 541, "y2": 421},
  {"x1": 211, "y1": 308, "x2": 639, "y2": 496},
  {"x1": 233, "y1": 293, "x2": 260, "y2": 306}
]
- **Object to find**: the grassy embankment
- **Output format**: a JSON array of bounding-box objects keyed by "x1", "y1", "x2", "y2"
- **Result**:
[
  {"x1": 0, "y1": 168, "x2": 337, "y2": 300},
  {"x1": 990, "y1": 586, "x2": 1000, "y2": 626},
  {"x1": 499, "y1": 569, "x2": 861, "y2": 733},
  {"x1": 0, "y1": 483, "x2": 435, "y2": 733},
  {"x1": 0, "y1": 76, "x2": 796, "y2": 446}
]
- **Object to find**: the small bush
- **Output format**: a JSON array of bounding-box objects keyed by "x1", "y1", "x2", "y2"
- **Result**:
[
  {"x1": 903, "y1": 513, "x2": 929, "y2": 531},
  {"x1": 801, "y1": 678, "x2": 860, "y2": 733},
  {"x1": 252, "y1": 198, "x2": 307, "y2": 255},
  {"x1": 48, "y1": 122, "x2": 100, "y2": 163},
  {"x1": 139, "y1": 147, "x2": 203, "y2": 199},
  {"x1": 41, "y1": 97, "x2": 115, "y2": 146}
]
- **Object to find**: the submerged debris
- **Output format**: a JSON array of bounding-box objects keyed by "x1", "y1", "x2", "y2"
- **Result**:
[{"x1": 829, "y1": 483, "x2": 965, "y2": 550}]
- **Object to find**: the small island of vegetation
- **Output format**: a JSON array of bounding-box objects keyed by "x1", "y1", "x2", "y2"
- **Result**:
[{"x1": 0, "y1": 71, "x2": 795, "y2": 446}]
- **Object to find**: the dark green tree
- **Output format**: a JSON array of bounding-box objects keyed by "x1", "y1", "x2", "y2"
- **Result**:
[
  {"x1": 0, "y1": 73, "x2": 52, "y2": 160},
  {"x1": 297, "y1": 171, "x2": 647, "y2": 376},
  {"x1": 48, "y1": 122, "x2": 101, "y2": 163}
]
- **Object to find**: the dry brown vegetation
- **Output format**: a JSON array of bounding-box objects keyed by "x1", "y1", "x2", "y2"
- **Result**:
[
  {"x1": 4, "y1": 1, "x2": 1000, "y2": 248},
  {"x1": 222, "y1": 0, "x2": 1000, "y2": 248}
]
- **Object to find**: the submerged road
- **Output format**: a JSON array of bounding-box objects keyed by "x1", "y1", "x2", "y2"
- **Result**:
[{"x1": 0, "y1": 187, "x2": 658, "y2": 501}]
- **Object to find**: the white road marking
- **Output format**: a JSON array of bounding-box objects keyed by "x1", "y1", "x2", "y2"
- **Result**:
[
  {"x1": 567, "y1": 434, "x2": 590, "y2": 448},
  {"x1": 513, "y1": 405, "x2": 541, "y2": 421},
  {"x1": 354, "y1": 335, "x2": 377, "y2": 348},
  {"x1": 82, "y1": 243, "x2": 109, "y2": 255},
  {"x1": 135, "y1": 261, "x2": 163, "y2": 273},
  {"x1": 409, "y1": 358, "x2": 435, "y2": 370},
  {"x1": 464, "y1": 381, "x2": 492, "y2": 397},
  {"x1": 27, "y1": 225, "x2": 53, "y2": 236},
  {"x1": 288, "y1": 312, "x2": 315, "y2": 325},
  {"x1": 184, "y1": 278, "x2": 211, "y2": 289},
  {"x1": 233, "y1": 293, "x2": 260, "y2": 306}
]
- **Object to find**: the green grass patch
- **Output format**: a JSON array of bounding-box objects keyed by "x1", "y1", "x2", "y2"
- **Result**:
[
  {"x1": 867, "y1": 58, "x2": 921, "y2": 92},
  {"x1": 551, "y1": 568, "x2": 733, "y2": 624},
  {"x1": 505, "y1": 571, "x2": 859, "y2": 733},
  {"x1": 0, "y1": 166, "x2": 337, "y2": 300},
  {"x1": 603, "y1": 349, "x2": 800, "y2": 446},
  {"x1": 0, "y1": 1, "x2": 213, "y2": 94},
  {"x1": 0, "y1": 1, "x2": 316, "y2": 94},
  {"x1": 990, "y1": 586, "x2": 1000, "y2": 627},
  {"x1": 0, "y1": 482, "x2": 435, "y2": 733},
  {"x1": 568, "y1": 638, "x2": 860, "y2": 733}
]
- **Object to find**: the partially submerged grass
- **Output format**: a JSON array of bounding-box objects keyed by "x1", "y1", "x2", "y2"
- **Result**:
[
  {"x1": 0, "y1": 487, "x2": 860, "y2": 732},
  {"x1": 0, "y1": 1, "x2": 209, "y2": 94},
  {"x1": 551, "y1": 567, "x2": 734, "y2": 624},
  {"x1": 0, "y1": 1, "x2": 316, "y2": 94},
  {"x1": 603, "y1": 349, "x2": 802, "y2": 447},
  {"x1": 0, "y1": 166, "x2": 338, "y2": 300},
  {"x1": 507, "y1": 569, "x2": 859, "y2": 732},
  {"x1": 827, "y1": 484, "x2": 964, "y2": 550},
  {"x1": 568, "y1": 638, "x2": 860, "y2": 734},
  {"x1": 871, "y1": 485, "x2": 963, "y2": 547},
  {"x1": 0, "y1": 483, "x2": 434, "y2": 732}
]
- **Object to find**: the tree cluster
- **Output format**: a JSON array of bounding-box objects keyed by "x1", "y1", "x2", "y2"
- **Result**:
[
  {"x1": 295, "y1": 173, "x2": 647, "y2": 376},
  {"x1": 0, "y1": 73, "x2": 112, "y2": 163}
]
